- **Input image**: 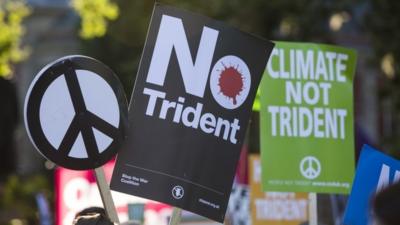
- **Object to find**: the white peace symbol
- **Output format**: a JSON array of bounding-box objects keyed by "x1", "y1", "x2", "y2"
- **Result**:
[{"x1": 299, "y1": 156, "x2": 321, "y2": 179}]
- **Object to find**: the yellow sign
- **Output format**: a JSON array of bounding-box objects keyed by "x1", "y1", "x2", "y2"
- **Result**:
[{"x1": 250, "y1": 155, "x2": 309, "y2": 225}]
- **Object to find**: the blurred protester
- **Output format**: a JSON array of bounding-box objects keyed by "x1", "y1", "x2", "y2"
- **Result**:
[
  {"x1": 73, "y1": 207, "x2": 113, "y2": 225},
  {"x1": 73, "y1": 207, "x2": 142, "y2": 225},
  {"x1": 0, "y1": 77, "x2": 18, "y2": 181},
  {"x1": 120, "y1": 220, "x2": 141, "y2": 225},
  {"x1": 372, "y1": 182, "x2": 400, "y2": 225}
]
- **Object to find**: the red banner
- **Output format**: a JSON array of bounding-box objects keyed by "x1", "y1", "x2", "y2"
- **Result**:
[{"x1": 55, "y1": 161, "x2": 172, "y2": 225}]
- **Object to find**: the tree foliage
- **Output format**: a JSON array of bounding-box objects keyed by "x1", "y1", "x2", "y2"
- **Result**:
[
  {"x1": 71, "y1": 0, "x2": 119, "y2": 39},
  {"x1": 80, "y1": 0, "x2": 355, "y2": 97},
  {"x1": 0, "y1": 0, "x2": 30, "y2": 78},
  {"x1": 366, "y1": 0, "x2": 400, "y2": 78},
  {"x1": 0, "y1": 175, "x2": 51, "y2": 225},
  {"x1": 366, "y1": 0, "x2": 400, "y2": 155}
]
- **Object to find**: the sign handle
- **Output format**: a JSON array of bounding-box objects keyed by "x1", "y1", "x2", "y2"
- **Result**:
[
  {"x1": 94, "y1": 167, "x2": 120, "y2": 224},
  {"x1": 309, "y1": 192, "x2": 318, "y2": 225},
  {"x1": 168, "y1": 207, "x2": 182, "y2": 225}
]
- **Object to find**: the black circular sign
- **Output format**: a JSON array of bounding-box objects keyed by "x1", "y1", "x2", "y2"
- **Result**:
[{"x1": 24, "y1": 55, "x2": 128, "y2": 170}]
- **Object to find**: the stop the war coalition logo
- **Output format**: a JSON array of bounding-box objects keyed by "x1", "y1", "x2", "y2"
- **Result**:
[
  {"x1": 111, "y1": 5, "x2": 274, "y2": 222},
  {"x1": 260, "y1": 41, "x2": 357, "y2": 194}
]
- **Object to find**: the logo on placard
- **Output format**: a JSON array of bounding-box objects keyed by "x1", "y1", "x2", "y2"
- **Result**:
[
  {"x1": 210, "y1": 55, "x2": 251, "y2": 109},
  {"x1": 300, "y1": 156, "x2": 321, "y2": 179},
  {"x1": 172, "y1": 186, "x2": 184, "y2": 199}
]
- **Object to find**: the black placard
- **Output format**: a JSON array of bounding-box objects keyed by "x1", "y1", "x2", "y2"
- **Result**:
[{"x1": 110, "y1": 4, "x2": 274, "y2": 222}]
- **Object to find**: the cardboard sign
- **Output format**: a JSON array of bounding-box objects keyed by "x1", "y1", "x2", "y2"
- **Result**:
[
  {"x1": 249, "y1": 155, "x2": 308, "y2": 225},
  {"x1": 110, "y1": 4, "x2": 274, "y2": 222},
  {"x1": 24, "y1": 55, "x2": 128, "y2": 170},
  {"x1": 343, "y1": 145, "x2": 400, "y2": 225},
  {"x1": 260, "y1": 41, "x2": 356, "y2": 193}
]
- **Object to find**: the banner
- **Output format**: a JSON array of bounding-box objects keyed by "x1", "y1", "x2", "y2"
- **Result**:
[
  {"x1": 260, "y1": 41, "x2": 356, "y2": 193},
  {"x1": 249, "y1": 155, "x2": 308, "y2": 225},
  {"x1": 111, "y1": 4, "x2": 274, "y2": 222},
  {"x1": 55, "y1": 161, "x2": 148, "y2": 225},
  {"x1": 55, "y1": 161, "x2": 176, "y2": 225},
  {"x1": 343, "y1": 145, "x2": 400, "y2": 225}
]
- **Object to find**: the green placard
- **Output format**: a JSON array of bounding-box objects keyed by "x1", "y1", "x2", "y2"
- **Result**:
[{"x1": 260, "y1": 41, "x2": 356, "y2": 194}]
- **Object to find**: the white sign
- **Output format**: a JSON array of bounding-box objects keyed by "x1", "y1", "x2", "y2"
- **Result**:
[{"x1": 24, "y1": 55, "x2": 128, "y2": 170}]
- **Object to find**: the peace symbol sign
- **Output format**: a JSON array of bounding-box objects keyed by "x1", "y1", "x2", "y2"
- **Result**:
[
  {"x1": 299, "y1": 156, "x2": 321, "y2": 180},
  {"x1": 24, "y1": 55, "x2": 128, "y2": 170}
]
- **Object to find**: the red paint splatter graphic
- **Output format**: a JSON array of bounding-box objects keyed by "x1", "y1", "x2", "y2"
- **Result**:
[{"x1": 218, "y1": 64, "x2": 244, "y2": 105}]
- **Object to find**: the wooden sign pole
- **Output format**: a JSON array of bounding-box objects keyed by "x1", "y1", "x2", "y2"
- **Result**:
[
  {"x1": 168, "y1": 207, "x2": 182, "y2": 225},
  {"x1": 309, "y1": 192, "x2": 318, "y2": 225},
  {"x1": 94, "y1": 167, "x2": 120, "y2": 224}
]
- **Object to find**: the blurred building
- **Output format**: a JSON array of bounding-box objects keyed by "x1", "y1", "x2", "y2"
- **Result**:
[{"x1": 15, "y1": 0, "x2": 80, "y2": 174}]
